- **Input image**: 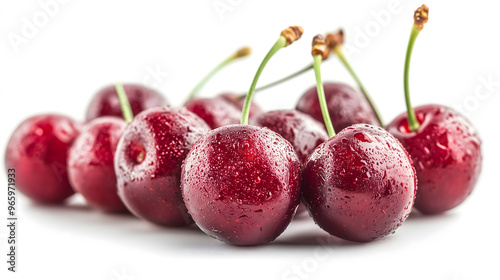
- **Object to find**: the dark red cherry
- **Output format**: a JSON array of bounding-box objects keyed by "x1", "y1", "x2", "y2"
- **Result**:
[
  {"x1": 184, "y1": 96, "x2": 241, "y2": 129},
  {"x1": 114, "y1": 107, "x2": 210, "y2": 226},
  {"x1": 296, "y1": 82, "x2": 380, "y2": 132},
  {"x1": 184, "y1": 94, "x2": 262, "y2": 129},
  {"x1": 386, "y1": 105, "x2": 482, "y2": 214},
  {"x1": 218, "y1": 93, "x2": 262, "y2": 118},
  {"x1": 68, "y1": 117, "x2": 127, "y2": 212},
  {"x1": 86, "y1": 84, "x2": 168, "y2": 122},
  {"x1": 251, "y1": 109, "x2": 328, "y2": 164},
  {"x1": 251, "y1": 110, "x2": 328, "y2": 215},
  {"x1": 302, "y1": 124, "x2": 417, "y2": 242},
  {"x1": 386, "y1": 5, "x2": 483, "y2": 214},
  {"x1": 181, "y1": 26, "x2": 304, "y2": 245},
  {"x1": 4, "y1": 114, "x2": 81, "y2": 203},
  {"x1": 181, "y1": 125, "x2": 301, "y2": 245}
]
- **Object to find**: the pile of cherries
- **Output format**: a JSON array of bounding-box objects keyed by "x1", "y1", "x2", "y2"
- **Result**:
[{"x1": 4, "y1": 5, "x2": 482, "y2": 245}]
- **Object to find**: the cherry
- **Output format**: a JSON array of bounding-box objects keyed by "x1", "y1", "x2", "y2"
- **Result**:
[
  {"x1": 67, "y1": 84, "x2": 132, "y2": 212},
  {"x1": 251, "y1": 109, "x2": 328, "y2": 164},
  {"x1": 183, "y1": 47, "x2": 262, "y2": 128},
  {"x1": 387, "y1": 106, "x2": 481, "y2": 214},
  {"x1": 68, "y1": 117, "x2": 127, "y2": 212},
  {"x1": 114, "y1": 106, "x2": 210, "y2": 226},
  {"x1": 4, "y1": 114, "x2": 81, "y2": 203},
  {"x1": 185, "y1": 94, "x2": 262, "y2": 129},
  {"x1": 85, "y1": 84, "x2": 168, "y2": 122},
  {"x1": 385, "y1": 5, "x2": 482, "y2": 214},
  {"x1": 251, "y1": 109, "x2": 328, "y2": 215},
  {"x1": 181, "y1": 26, "x2": 304, "y2": 245},
  {"x1": 296, "y1": 82, "x2": 381, "y2": 133},
  {"x1": 184, "y1": 96, "x2": 242, "y2": 129},
  {"x1": 219, "y1": 93, "x2": 262, "y2": 118},
  {"x1": 302, "y1": 35, "x2": 416, "y2": 242}
]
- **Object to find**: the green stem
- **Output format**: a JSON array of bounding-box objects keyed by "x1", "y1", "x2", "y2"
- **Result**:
[
  {"x1": 185, "y1": 57, "x2": 232, "y2": 103},
  {"x1": 404, "y1": 25, "x2": 421, "y2": 131},
  {"x1": 115, "y1": 83, "x2": 133, "y2": 124},
  {"x1": 185, "y1": 47, "x2": 251, "y2": 104},
  {"x1": 333, "y1": 46, "x2": 384, "y2": 126},
  {"x1": 313, "y1": 55, "x2": 335, "y2": 138},
  {"x1": 241, "y1": 36, "x2": 287, "y2": 125},
  {"x1": 255, "y1": 63, "x2": 313, "y2": 92}
]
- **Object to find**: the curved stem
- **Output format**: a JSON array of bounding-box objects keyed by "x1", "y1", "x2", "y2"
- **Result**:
[
  {"x1": 333, "y1": 46, "x2": 384, "y2": 126},
  {"x1": 185, "y1": 57, "x2": 231, "y2": 103},
  {"x1": 241, "y1": 36, "x2": 287, "y2": 125},
  {"x1": 404, "y1": 25, "x2": 421, "y2": 131},
  {"x1": 185, "y1": 47, "x2": 251, "y2": 104},
  {"x1": 115, "y1": 83, "x2": 133, "y2": 124},
  {"x1": 255, "y1": 63, "x2": 313, "y2": 92},
  {"x1": 313, "y1": 55, "x2": 335, "y2": 138}
]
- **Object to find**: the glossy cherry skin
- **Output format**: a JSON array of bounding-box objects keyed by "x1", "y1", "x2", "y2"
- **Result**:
[
  {"x1": 251, "y1": 110, "x2": 328, "y2": 215},
  {"x1": 181, "y1": 125, "x2": 301, "y2": 245},
  {"x1": 218, "y1": 93, "x2": 262, "y2": 118},
  {"x1": 302, "y1": 124, "x2": 417, "y2": 242},
  {"x1": 114, "y1": 107, "x2": 210, "y2": 226},
  {"x1": 185, "y1": 94, "x2": 262, "y2": 129},
  {"x1": 251, "y1": 110, "x2": 328, "y2": 163},
  {"x1": 68, "y1": 117, "x2": 127, "y2": 212},
  {"x1": 86, "y1": 84, "x2": 168, "y2": 122},
  {"x1": 4, "y1": 115, "x2": 81, "y2": 203},
  {"x1": 386, "y1": 105, "x2": 482, "y2": 214},
  {"x1": 184, "y1": 96, "x2": 241, "y2": 129},
  {"x1": 296, "y1": 82, "x2": 380, "y2": 133}
]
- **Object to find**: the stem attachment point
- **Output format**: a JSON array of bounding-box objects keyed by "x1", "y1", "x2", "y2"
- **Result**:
[
  {"x1": 414, "y1": 5, "x2": 429, "y2": 31},
  {"x1": 312, "y1": 35, "x2": 330, "y2": 60},
  {"x1": 281, "y1": 26, "x2": 304, "y2": 47}
]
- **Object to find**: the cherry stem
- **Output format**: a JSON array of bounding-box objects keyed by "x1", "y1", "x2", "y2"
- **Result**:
[
  {"x1": 333, "y1": 46, "x2": 384, "y2": 126},
  {"x1": 255, "y1": 64, "x2": 313, "y2": 92},
  {"x1": 241, "y1": 36, "x2": 287, "y2": 125},
  {"x1": 404, "y1": 25, "x2": 422, "y2": 131},
  {"x1": 115, "y1": 83, "x2": 133, "y2": 124},
  {"x1": 404, "y1": 4, "x2": 429, "y2": 131},
  {"x1": 185, "y1": 47, "x2": 251, "y2": 104},
  {"x1": 313, "y1": 54, "x2": 336, "y2": 138}
]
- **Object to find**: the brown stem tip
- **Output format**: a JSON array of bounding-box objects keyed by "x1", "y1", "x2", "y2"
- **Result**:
[
  {"x1": 311, "y1": 35, "x2": 330, "y2": 60},
  {"x1": 232, "y1": 47, "x2": 252, "y2": 59},
  {"x1": 325, "y1": 29, "x2": 345, "y2": 50},
  {"x1": 414, "y1": 4, "x2": 429, "y2": 31},
  {"x1": 281, "y1": 26, "x2": 304, "y2": 47}
]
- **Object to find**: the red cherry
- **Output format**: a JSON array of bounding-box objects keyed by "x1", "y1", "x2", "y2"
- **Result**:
[
  {"x1": 386, "y1": 105, "x2": 482, "y2": 214},
  {"x1": 302, "y1": 124, "x2": 417, "y2": 242},
  {"x1": 386, "y1": 5, "x2": 482, "y2": 214},
  {"x1": 184, "y1": 96, "x2": 242, "y2": 129},
  {"x1": 251, "y1": 109, "x2": 327, "y2": 215},
  {"x1": 219, "y1": 93, "x2": 262, "y2": 118},
  {"x1": 303, "y1": 35, "x2": 416, "y2": 242},
  {"x1": 68, "y1": 117, "x2": 127, "y2": 212},
  {"x1": 181, "y1": 125, "x2": 301, "y2": 245},
  {"x1": 185, "y1": 94, "x2": 262, "y2": 129},
  {"x1": 251, "y1": 109, "x2": 328, "y2": 164},
  {"x1": 5, "y1": 115, "x2": 81, "y2": 203},
  {"x1": 85, "y1": 84, "x2": 167, "y2": 121},
  {"x1": 114, "y1": 107, "x2": 210, "y2": 226},
  {"x1": 181, "y1": 26, "x2": 305, "y2": 245},
  {"x1": 296, "y1": 82, "x2": 380, "y2": 132}
]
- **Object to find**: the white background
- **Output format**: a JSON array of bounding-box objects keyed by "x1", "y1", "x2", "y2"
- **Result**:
[{"x1": 1, "y1": 0, "x2": 499, "y2": 279}]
